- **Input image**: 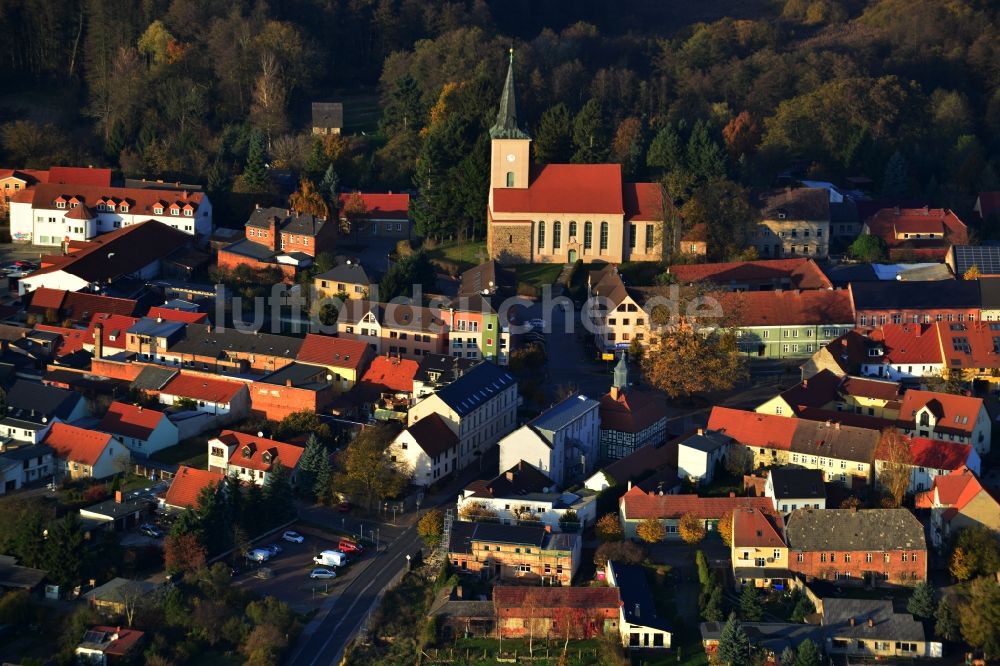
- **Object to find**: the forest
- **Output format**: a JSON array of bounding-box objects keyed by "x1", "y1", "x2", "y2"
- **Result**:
[{"x1": 0, "y1": 0, "x2": 997, "y2": 255}]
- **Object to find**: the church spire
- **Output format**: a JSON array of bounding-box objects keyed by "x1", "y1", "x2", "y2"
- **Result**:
[
  {"x1": 613, "y1": 353, "x2": 630, "y2": 393},
  {"x1": 490, "y1": 48, "x2": 529, "y2": 140}
]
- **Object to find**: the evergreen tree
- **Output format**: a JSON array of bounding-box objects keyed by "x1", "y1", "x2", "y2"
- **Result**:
[
  {"x1": 381, "y1": 74, "x2": 424, "y2": 135},
  {"x1": 224, "y1": 473, "x2": 244, "y2": 526},
  {"x1": 304, "y1": 139, "x2": 329, "y2": 180},
  {"x1": 245, "y1": 482, "x2": 266, "y2": 535},
  {"x1": 533, "y1": 103, "x2": 574, "y2": 163},
  {"x1": 907, "y1": 581, "x2": 935, "y2": 620},
  {"x1": 686, "y1": 120, "x2": 726, "y2": 183},
  {"x1": 779, "y1": 646, "x2": 796, "y2": 666},
  {"x1": 195, "y1": 481, "x2": 228, "y2": 554},
  {"x1": 882, "y1": 150, "x2": 910, "y2": 198},
  {"x1": 716, "y1": 614, "x2": 752, "y2": 666},
  {"x1": 297, "y1": 434, "x2": 326, "y2": 500},
  {"x1": 263, "y1": 461, "x2": 296, "y2": 527},
  {"x1": 412, "y1": 115, "x2": 471, "y2": 238},
  {"x1": 45, "y1": 514, "x2": 83, "y2": 590},
  {"x1": 793, "y1": 639, "x2": 821, "y2": 666},
  {"x1": 739, "y1": 584, "x2": 763, "y2": 621},
  {"x1": 572, "y1": 99, "x2": 609, "y2": 163},
  {"x1": 241, "y1": 130, "x2": 269, "y2": 192},
  {"x1": 702, "y1": 584, "x2": 725, "y2": 621},
  {"x1": 647, "y1": 123, "x2": 685, "y2": 173},
  {"x1": 313, "y1": 453, "x2": 333, "y2": 505},
  {"x1": 935, "y1": 598, "x2": 960, "y2": 642},
  {"x1": 10, "y1": 508, "x2": 46, "y2": 568},
  {"x1": 320, "y1": 165, "x2": 340, "y2": 212}
]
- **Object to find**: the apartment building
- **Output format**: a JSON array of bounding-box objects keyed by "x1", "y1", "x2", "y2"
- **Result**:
[
  {"x1": 754, "y1": 188, "x2": 831, "y2": 258},
  {"x1": 447, "y1": 521, "x2": 580, "y2": 586},
  {"x1": 338, "y1": 301, "x2": 448, "y2": 359}
]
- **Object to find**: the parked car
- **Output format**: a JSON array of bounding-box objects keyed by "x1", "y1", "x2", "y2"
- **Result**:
[
  {"x1": 245, "y1": 549, "x2": 271, "y2": 562},
  {"x1": 338, "y1": 539, "x2": 363, "y2": 554},
  {"x1": 313, "y1": 550, "x2": 347, "y2": 567},
  {"x1": 13, "y1": 260, "x2": 35, "y2": 269},
  {"x1": 139, "y1": 524, "x2": 163, "y2": 538},
  {"x1": 265, "y1": 543, "x2": 282, "y2": 556},
  {"x1": 282, "y1": 531, "x2": 305, "y2": 543},
  {"x1": 310, "y1": 568, "x2": 337, "y2": 579}
]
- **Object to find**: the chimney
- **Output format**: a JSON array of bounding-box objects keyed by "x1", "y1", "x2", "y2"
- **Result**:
[
  {"x1": 455, "y1": 585, "x2": 463, "y2": 599},
  {"x1": 729, "y1": 491, "x2": 736, "y2": 498},
  {"x1": 206, "y1": 324, "x2": 212, "y2": 333},
  {"x1": 802, "y1": 379, "x2": 808, "y2": 388},
  {"x1": 138, "y1": 405, "x2": 143, "y2": 412},
  {"x1": 835, "y1": 422, "x2": 841, "y2": 430},
  {"x1": 867, "y1": 617, "x2": 875, "y2": 627},
  {"x1": 697, "y1": 428, "x2": 705, "y2": 436},
  {"x1": 544, "y1": 524, "x2": 552, "y2": 533},
  {"x1": 610, "y1": 385, "x2": 620, "y2": 400},
  {"x1": 156, "y1": 316, "x2": 163, "y2": 323},
  {"x1": 915, "y1": 325, "x2": 922, "y2": 337},
  {"x1": 93, "y1": 323, "x2": 104, "y2": 358},
  {"x1": 840, "y1": 338, "x2": 848, "y2": 348},
  {"x1": 505, "y1": 471, "x2": 515, "y2": 481},
  {"x1": 286, "y1": 379, "x2": 293, "y2": 387},
  {"x1": 850, "y1": 504, "x2": 857, "y2": 513},
  {"x1": 894, "y1": 205, "x2": 900, "y2": 216},
  {"x1": 255, "y1": 202, "x2": 261, "y2": 210},
  {"x1": 627, "y1": 481, "x2": 632, "y2": 491},
  {"x1": 849, "y1": 617, "x2": 856, "y2": 626},
  {"x1": 115, "y1": 490, "x2": 123, "y2": 503},
  {"x1": 923, "y1": 205, "x2": 929, "y2": 215}
]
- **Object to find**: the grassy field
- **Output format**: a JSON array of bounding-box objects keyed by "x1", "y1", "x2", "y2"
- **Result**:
[
  {"x1": 514, "y1": 262, "x2": 564, "y2": 289},
  {"x1": 427, "y1": 239, "x2": 489, "y2": 271},
  {"x1": 150, "y1": 434, "x2": 216, "y2": 468}
]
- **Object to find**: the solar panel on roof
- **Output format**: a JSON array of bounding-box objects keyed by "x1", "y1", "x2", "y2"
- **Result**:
[
  {"x1": 82, "y1": 630, "x2": 107, "y2": 644},
  {"x1": 955, "y1": 246, "x2": 1000, "y2": 274}
]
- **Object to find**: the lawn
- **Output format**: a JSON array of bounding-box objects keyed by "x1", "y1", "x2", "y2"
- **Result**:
[
  {"x1": 426, "y1": 239, "x2": 488, "y2": 271},
  {"x1": 121, "y1": 473, "x2": 156, "y2": 493},
  {"x1": 513, "y1": 263, "x2": 564, "y2": 293},
  {"x1": 150, "y1": 434, "x2": 216, "y2": 468}
]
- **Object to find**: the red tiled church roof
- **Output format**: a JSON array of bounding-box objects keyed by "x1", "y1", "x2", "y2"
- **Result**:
[{"x1": 492, "y1": 164, "x2": 624, "y2": 215}]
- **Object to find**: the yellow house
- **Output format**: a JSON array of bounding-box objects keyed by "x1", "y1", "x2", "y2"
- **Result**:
[
  {"x1": 314, "y1": 262, "x2": 373, "y2": 300},
  {"x1": 731, "y1": 507, "x2": 789, "y2": 589},
  {"x1": 755, "y1": 370, "x2": 902, "y2": 420},
  {"x1": 588, "y1": 265, "x2": 651, "y2": 354},
  {"x1": 754, "y1": 188, "x2": 831, "y2": 259}
]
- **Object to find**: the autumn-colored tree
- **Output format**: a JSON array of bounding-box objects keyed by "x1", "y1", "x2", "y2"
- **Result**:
[
  {"x1": 964, "y1": 265, "x2": 980, "y2": 280},
  {"x1": 164, "y1": 533, "x2": 207, "y2": 574},
  {"x1": 250, "y1": 53, "x2": 288, "y2": 145},
  {"x1": 960, "y1": 577, "x2": 1000, "y2": 658},
  {"x1": 718, "y1": 510, "x2": 734, "y2": 546},
  {"x1": 341, "y1": 191, "x2": 368, "y2": 236},
  {"x1": 593, "y1": 540, "x2": 647, "y2": 567},
  {"x1": 642, "y1": 322, "x2": 747, "y2": 399},
  {"x1": 458, "y1": 500, "x2": 499, "y2": 522},
  {"x1": 595, "y1": 513, "x2": 624, "y2": 542},
  {"x1": 678, "y1": 512, "x2": 706, "y2": 544},
  {"x1": 722, "y1": 111, "x2": 762, "y2": 159},
  {"x1": 417, "y1": 509, "x2": 444, "y2": 547},
  {"x1": 610, "y1": 117, "x2": 644, "y2": 178},
  {"x1": 289, "y1": 178, "x2": 329, "y2": 219},
  {"x1": 876, "y1": 428, "x2": 912, "y2": 507},
  {"x1": 636, "y1": 517, "x2": 666, "y2": 544},
  {"x1": 949, "y1": 546, "x2": 973, "y2": 581}
]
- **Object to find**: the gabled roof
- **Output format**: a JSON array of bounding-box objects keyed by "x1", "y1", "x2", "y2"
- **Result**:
[
  {"x1": 977, "y1": 191, "x2": 1000, "y2": 218},
  {"x1": 216, "y1": 430, "x2": 304, "y2": 472},
  {"x1": 597, "y1": 438, "x2": 678, "y2": 487},
  {"x1": 608, "y1": 561, "x2": 671, "y2": 631},
  {"x1": 315, "y1": 262, "x2": 372, "y2": 285},
  {"x1": 404, "y1": 413, "x2": 459, "y2": 457},
  {"x1": 867, "y1": 323, "x2": 943, "y2": 366},
  {"x1": 311, "y1": 101, "x2": 343, "y2": 128},
  {"x1": 465, "y1": 461, "x2": 556, "y2": 499},
  {"x1": 78, "y1": 625, "x2": 145, "y2": 656},
  {"x1": 459, "y1": 260, "x2": 515, "y2": 297},
  {"x1": 818, "y1": 330, "x2": 870, "y2": 375},
  {"x1": 159, "y1": 373, "x2": 245, "y2": 404},
  {"x1": 98, "y1": 402, "x2": 168, "y2": 441},
  {"x1": 881, "y1": 436, "x2": 974, "y2": 471},
  {"x1": 88, "y1": 313, "x2": 140, "y2": 349},
  {"x1": 785, "y1": 508, "x2": 925, "y2": 552},
  {"x1": 448, "y1": 520, "x2": 548, "y2": 554},
  {"x1": 622, "y1": 182, "x2": 663, "y2": 221},
  {"x1": 897, "y1": 389, "x2": 983, "y2": 435},
  {"x1": 296, "y1": 334, "x2": 369, "y2": 370},
  {"x1": 493, "y1": 164, "x2": 624, "y2": 215},
  {"x1": 822, "y1": 599, "x2": 925, "y2": 642},
  {"x1": 850, "y1": 280, "x2": 980, "y2": 311},
  {"x1": 948, "y1": 245, "x2": 1000, "y2": 276},
  {"x1": 669, "y1": 258, "x2": 833, "y2": 291},
  {"x1": 935, "y1": 320, "x2": 1000, "y2": 369},
  {"x1": 914, "y1": 466, "x2": 996, "y2": 510},
  {"x1": 168, "y1": 322, "x2": 302, "y2": 359},
  {"x1": 713, "y1": 289, "x2": 854, "y2": 327},
  {"x1": 865, "y1": 206, "x2": 967, "y2": 251},
  {"x1": 599, "y1": 386, "x2": 670, "y2": 434},
  {"x1": 531, "y1": 394, "x2": 599, "y2": 434},
  {"x1": 790, "y1": 419, "x2": 879, "y2": 464},
  {"x1": 707, "y1": 407, "x2": 798, "y2": 450},
  {"x1": 733, "y1": 506, "x2": 785, "y2": 548},
  {"x1": 27, "y1": 288, "x2": 138, "y2": 322},
  {"x1": 760, "y1": 188, "x2": 830, "y2": 221},
  {"x1": 360, "y1": 355, "x2": 419, "y2": 394},
  {"x1": 47, "y1": 166, "x2": 112, "y2": 187},
  {"x1": 768, "y1": 467, "x2": 825, "y2": 500},
  {"x1": 245, "y1": 207, "x2": 329, "y2": 236},
  {"x1": 494, "y1": 586, "x2": 620, "y2": 611},
  {"x1": 7, "y1": 379, "x2": 82, "y2": 419},
  {"x1": 162, "y1": 465, "x2": 224, "y2": 510},
  {"x1": 432, "y1": 361, "x2": 516, "y2": 417},
  {"x1": 43, "y1": 423, "x2": 115, "y2": 466},
  {"x1": 619, "y1": 485, "x2": 774, "y2": 520},
  {"x1": 145, "y1": 306, "x2": 208, "y2": 324}
]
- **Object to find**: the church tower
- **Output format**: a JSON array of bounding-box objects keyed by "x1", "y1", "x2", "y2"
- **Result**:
[
  {"x1": 489, "y1": 49, "x2": 531, "y2": 199},
  {"x1": 610, "y1": 353, "x2": 630, "y2": 400}
]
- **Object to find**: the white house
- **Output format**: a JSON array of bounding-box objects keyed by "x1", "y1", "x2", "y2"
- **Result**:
[
  {"x1": 605, "y1": 560, "x2": 671, "y2": 649},
  {"x1": 97, "y1": 402, "x2": 180, "y2": 457},
  {"x1": 406, "y1": 362, "x2": 518, "y2": 469},
  {"x1": 764, "y1": 466, "x2": 827, "y2": 514},
  {"x1": 157, "y1": 373, "x2": 251, "y2": 424},
  {"x1": 498, "y1": 394, "x2": 600, "y2": 487},
  {"x1": 43, "y1": 423, "x2": 122, "y2": 480},
  {"x1": 389, "y1": 413, "x2": 458, "y2": 487},
  {"x1": 0, "y1": 443, "x2": 55, "y2": 494},
  {"x1": 0, "y1": 380, "x2": 87, "y2": 445},
  {"x1": 858, "y1": 324, "x2": 943, "y2": 382},
  {"x1": 874, "y1": 436, "x2": 981, "y2": 494},
  {"x1": 676, "y1": 429, "x2": 730, "y2": 485},
  {"x1": 9, "y1": 182, "x2": 211, "y2": 246},
  {"x1": 897, "y1": 389, "x2": 992, "y2": 454},
  {"x1": 207, "y1": 430, "x2": 304, "y2": 486}
]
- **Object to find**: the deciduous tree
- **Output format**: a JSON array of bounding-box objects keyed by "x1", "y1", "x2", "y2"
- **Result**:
[
  {"x1": 877, "y1": 428, "x2": 912, "y2": 507},
  {"x1": 334, "y1": 425, "x2": 410, "y2": 511},
  {"x1": 722, "y1": 111, "x2": 762, "y2": 159},
  {"x1": 960, "y1": 577, "x2": 1000, "y2": 658},
  {"x1": 849, "y1": 234, "x2": 888, "y2": 263},
  {"x1": 164, "y1": 533, "x2": 207, "y2": 575},
  {"x1": 642, "y1": 323, "x2": 747, "y2": 399},
  {"x1": 595, "y1": 513, "x2": 624, "y2": 542},
  {"x1": 418, "y1": 509, "x2": 444, "y2": 547},
  {"x1": 636, "y1": 517, "x2": 666, "y2": 544},
  {"x1": 593, "y1": 540, "x2": 646, "y2": 567},
  {"x1": 458, "y1": 500, "x2": 499, "y2": 522},
  {"x1": 950, "y1": 526, "x2": 1000, "y2": 581},
  {"x1": 289, "y1": 178, "x2": 329, "y2": 219},
  {"x1": 678, "y1": 512, "x2": 706, "y2": 544},
  {"x1": 718, "y1": 510, "x2": 734, "y2": 547}
]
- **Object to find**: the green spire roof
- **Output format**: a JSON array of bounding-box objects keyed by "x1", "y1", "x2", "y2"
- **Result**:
[
  {"x1": 489, "y1": 48, "x2": 530, "y2": 140},
  {"x1": 613, "y1": 353, "x2": 629, "y2": 391}
]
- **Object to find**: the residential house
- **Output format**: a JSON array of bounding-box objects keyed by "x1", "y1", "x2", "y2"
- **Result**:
[
  {"x1": 458, "y1": 260, "x2": 516, "y2": 299},
  {"x1": 447, "y1": 521, "x2": 580, "y2": 586},
  {"x1": 160, "y1": 465, "x2": 224, "y2": 511},
  {"x1": 98, "y1": 402, "x2": 179, "y2": 456},
  {"x1": 493, "y1": 587, "x2": 620, "y2": 639},
  {"x1": 390, "y1": 413, "x2": 459, "y2": 487},
  {"x1": 668, "y1": 257, "x2": 832, "y2": 292},
  {"x1": 915, "y1": 466, "x2": 1000, "y2": 547},
  {"x1": 250, "y1": 362, "x2": 336, "y2": 421},
  {"x1": 217, "y1": 206, "x2": 336, "y2": 281},
  {"x1": 83, "y1": 578, "x2": 157, "y2": 616},
  {"x1": 785, "y1": 508, "x2": 927, "y2": 586},
  {"x1": 714, "y1": 289, "x2": 856, "y2": 360},
  {"x1": 147, "y1": 323, "x2": 302, "y2": 375},
  {"x1": 605, "y1": 561, "x2": 672, "y2": 649},
  {"x1": 859, "y1": 323, "x2": 944, "y2": 381},
  {"x1": 598, "y1": 354, "x2": 670, "y2": 460},
  {"x1": 946, "y1": 245, "x2": 1000, "y2": 278},
  {"x1": 412, "y1": 353, "x2": 478, "y2": 399},
  {"x1": 822, "y1": 598, "x2": 936, "y2": 659},
  {"x1": 850, "y1": 280, "x2": 980, "y2": 331},
  {"x1": 498, "y1": 394, "x2": 600, "y2": 487},
  {"x1": 75, "y1": 626, "x2": 145, "y2": 665},
  {"x1": 43, "y1": 423, "x2": 123, "y2": 479},
  {"x1": 676, "y1": 428, "x2": 730, "y2": 484},
  {"x1": 934, "y1": 317, "x2": 1000, "y2": 385},
  {"x1": 0, "y1": 554, "x2": 47, "y2": 591},
  {"x1": 679, "y1": 223, "x2": 707, "y2": 256},
  {"x1": 0, "y1": 379, "x2": 87, "y2": 444},
  {"x1": 427, "y1": 587, "x2": 495, "y2": 639},
  {"x1": 313, "y1": 261, "x2": 374, "y2": 300},
  {"x1": 755, "y1": 370, "x2": 902, "y2": 420},
  {"x1": 442, "y1": 294, "x2": 512, "y2": 365},
  {"x1": 896, "y1": 389, "x2": 991, "y2": 454},
  {"x1": 18, "y1": 221, "x2": 197, "y2": 294},
  {"x1": 861, "y1": 206, "x2": 967, "y2": 261},
  {"x1": 764, "y1": 467, "x2": 826, "y2": 514},
  {"x1": 754, "y1": 188, "x2": 831, "y2": 258},
  {"x1": 731, "y1": 507, "x2": 789, "y2": 589},
  {"x1": 311, "y1": 102, "x2": 343, "y2": 134},
  {"x1": 294, "y1": 333, "x2": 373, "y2": 390},
  {"x1": 337, "y1": 192, "x2": 411, "y2": 240},
  {"x1": 875, "y1": 436, "x2": 980, "y2": 494},
  {"x1": 0, "y1": 443, "x2": 54, "y2": 494},
  {"x1": 0, "y1": 168, "x2": 49, "y2": 223},
  {"x1": 407, "y1": 361, "x2": 518, "y2": 469},
  {"x1": 80, "y1": 491, "x2": 154, "y2": 532},
  {"x1": 587, "y1": 265, "x2": 651, "y2": 353},
  {"x1": 207, "y1": 429, "x2": 304, "y2": 486},
  {"x1": 700, "y1": 622, "x2": 825, "y2": 663},
  {"x1": 584, "y1": 437, "x2": 679, "y2": 493},
  {"x1": 618, "y1": 486, "x2": 775, "y2": 540},
  {"x1": 26, "y1": 287, "x2": 138, "y2": 325},
  {"x1": 337, "y1": 301, "x2": 448, "y2": 359},
  {"x1": 459, "y1": 461, "x2": 596, "y2": 531},
  {"x1": 9, "y1": 181, "x2": 211, "y2": 246},
  {"x1": 157, "y1": 373, "x2": 250, "y2": 424},
  {"x1": 356, "y1": 355, "x2": 419, "y2": 420}
]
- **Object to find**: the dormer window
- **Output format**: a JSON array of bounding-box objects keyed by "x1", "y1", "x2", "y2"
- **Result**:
[
  {"x1": 184, "y1": 208, "x2": 193, "y2": 217},
  {"x1": 262, "y1": 451, "x2": 273, "y2": 464},
  {"x1": 120, "y1": 203, "x2": 128, "y2": 213},
  {"x1": 242, "y1": 445, "x2": 253, "y2": 458},
  {"x1": 170, "y1": 208, "x2": 179, "y2": 216},
  {"x1": 55, "y1": 199, "x2": 66, "y2": 209},
  {"x1": 153, "y1": 205, "x2": 163, "y2": 215}
]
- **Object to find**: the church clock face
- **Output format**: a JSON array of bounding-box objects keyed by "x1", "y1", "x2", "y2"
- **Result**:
[{"x1": 506, "y1": 153, "x2": 516, "y2": 162}]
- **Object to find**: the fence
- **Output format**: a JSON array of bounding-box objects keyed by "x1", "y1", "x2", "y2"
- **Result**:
[{"x1": 421, "y1": 646, "x2": 601, "y2": 664}]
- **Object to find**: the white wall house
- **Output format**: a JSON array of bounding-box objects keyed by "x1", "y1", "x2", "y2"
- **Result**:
[
  {"x1": 605, "y1": 560, "x2": 672, "y2": 649},
  {"x1": 207, "y1": 430, "x2": 303, "y2": 487},
  {"x1": 457, "y1": 489, "x2": 597, "y2": 532},
  {"x1": 389, "y1": 413, "x2": 458, "y2": 487},
  {"x1": 0, "y1": 444, "x2": 54, "y2": 494},
  {"x1": 874, "y1": 438, "x2": 981, "y2": 494},
  {"x1": 676, "y1": 429, "x2": 730, "y2": 484},
  {"x1": 97, "y1": 402, "x2": 180, "y2": 458},
  {"x1": 498, "y1": 394, "x2": 600, "y2": 487},
  {"x1": 898, "y1": 390, "x2": 992, "y2": 455},
  {"x1": 764, "y1": 467, "x2": 827, "y2": 514},
  {"x1": 157, "y1": 377, "x2": 251, "y2": 425}
]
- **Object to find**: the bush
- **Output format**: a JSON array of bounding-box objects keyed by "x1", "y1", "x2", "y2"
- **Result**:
[
  {"x1": 595, "y1": 513, "x2": 624, "y2": 542},
  {"x1": 83, "y1": 484, "x2": 108, "y2": 503},
  {"x1": 696, "y1": 550, "x2": 710, "y2": 586},
  {"x1": 517, "y1": 282, "x2": 538, "y2": 298},
  {"x1": 594, "y1": 540, "x2": 647, "y2": 567}
]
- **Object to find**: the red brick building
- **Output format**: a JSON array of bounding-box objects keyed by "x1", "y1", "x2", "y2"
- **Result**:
[
  {"x1": 250, "y1": 362, "x2": 337, "y2": 420},
  {"x1": 785, "y1": 508, "x2": 927, "y2": 586},
  {"x1": 850, "y1": 280, "x2": 980, "y2": 330},
  {"x1": 493, "y1": 587, "x2": 621, "y2": 639},
  {"x1": 862, "y1": 206, "x2": 968, "y2": 261},
  {"x1": 217, "y1": 206, "x2": 337, "y2": 282}
]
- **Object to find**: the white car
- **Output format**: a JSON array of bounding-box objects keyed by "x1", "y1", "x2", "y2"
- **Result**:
[
  {"x1": 282, "y1": 530, "x2": 305, "y2": 543},
  {"x1": 245, "y1": 548, "x2": 271, "y2": 562},
  {"x1": 310, "y1": 568, "x2": 337, "y2": 579}
]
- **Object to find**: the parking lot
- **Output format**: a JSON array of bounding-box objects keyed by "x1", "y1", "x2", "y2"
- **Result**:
[{"x1": 233, "y1": 523, "x2": 370, "y2": 613}]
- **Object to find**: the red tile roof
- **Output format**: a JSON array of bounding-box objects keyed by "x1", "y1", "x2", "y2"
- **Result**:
[
  {"x1": 360, "y1": 355, "x2": 419, "y2": 394},
  {"x1": 33, "y1": 324, "x2": 88, "y2": 356},
  {"x1": 492, "y1": 164, "x2": 624, "y2": 215},
  {"x1": 88, "y1": 313, "x2": 140, "y2": 350},
  {"x1": 27, "y1": 182, "x2": 204, "y2": 214},
  {"x1": 162, "y1": 465, "x2": 224, "y2": 509},
  {"x1": 897, "y1": 389, "x2": 983, "y2": 436},
  {"x1": 160, "y1": 373, "x2": 246, "y2": 404},
  {"x1": 868, "y1": 323, "x2": 943, "y2": 366},
  {"x1": 145, "y1": 306, "x2": 208, "y2": 324},
  {"x1": 620, "y1": 485, "x2": 774, "y2": 520},
  {"x1": 865, "y1": 207, "x2": 968, "y2": 255},
  {"x1": 337, "y1": 192, "x2": 410, "y2": 220},
  {"x1": 28, "y1": 287, "x2": 65, "y2": 311},
  {"x1": 713, "y1": 289, "x2": 855, "y2": 327},
  {"x1": 599, "y1": 387, "x2": 670, "y2": 433},
  {"x1": 27, "y1": 288, "x2": 138, "y2": 322},
  {"x1": 732, "y1": 507, "x2": 785, "y2": 548},
  {"x1": 935, "y1": 321, "x2": 1000, "y2": 369},
  {"x1": 914, "y1": 466, "x2": 996, "y2": 511},
  {"x1": 296, "y1": 333, "x2": 370, "y2": 370},
  {"x1": 99, "y1": 402, "x2": 168, "y2": 441},
  {"x1": 44, "y1": 423, "x2": 115, "y2": 466},
  {"x1": 493, "y1": 586, "x2": 620, "y2": 612},
  {"x1": 670, "y1": 258, "x2": 833, "y2": 291},
  {"x1": 216, "y1": 430, "x2": 304, "y2": 471},
  {"x1": 897, "y1": 437, "x2": 974, "y2": 471},
  {"x1": 47, "y1": 166, "x2": 112, "y2": 187},
  {"x1": 622, "y1": 182, "x2": 663, "y2": 221},
  {"x1": 707, "y1": 407, "x2": 798, "y2": 450},
  {"x1": 838, "y1": 376, "x2": 903, "y2": 402},
  {"x1": 87, "y1": 626, "x2": 144, "y2": 656}
]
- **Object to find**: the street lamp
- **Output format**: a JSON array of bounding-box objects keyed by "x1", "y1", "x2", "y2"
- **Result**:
[{"x1": 405, "y1": 553, "x2": 411, "y2": 570}]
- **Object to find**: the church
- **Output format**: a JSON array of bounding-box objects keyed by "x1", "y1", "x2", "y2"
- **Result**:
[{"x1": 487, "y1": 51, "x2": 664, "y2": 265}]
